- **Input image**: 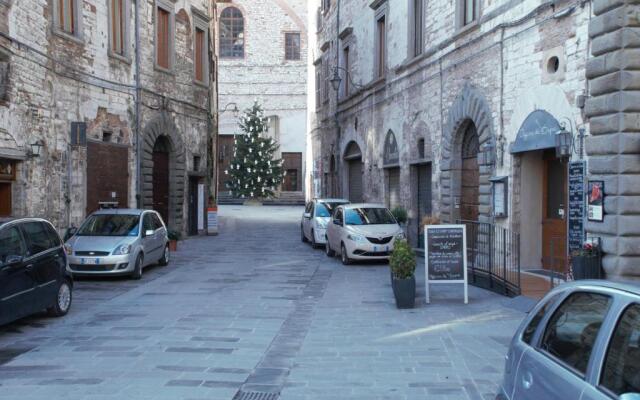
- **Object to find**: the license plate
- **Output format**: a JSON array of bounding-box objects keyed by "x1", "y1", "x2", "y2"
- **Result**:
[{"x1": 80, "y1": 258, "x2": 100, "y2": 265}]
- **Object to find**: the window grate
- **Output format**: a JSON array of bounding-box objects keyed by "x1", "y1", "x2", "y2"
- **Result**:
[{"x1": 232, "y1": 391, "x2": 279, "y2": 400}]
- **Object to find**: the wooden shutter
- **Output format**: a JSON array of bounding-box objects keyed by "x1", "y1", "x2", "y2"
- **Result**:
[
  {"x1": 157, "y1": 8, "x2": 170, "y2": 69},
  {"x1": 195, "y1": 28, "x2": 204, "y2": 81},
  {"x1": 111, "y1": 0, "x2": 124, "y2": 55},
  {"x1": 59, "y1": 0, "x2": 75, "y2": 34}
]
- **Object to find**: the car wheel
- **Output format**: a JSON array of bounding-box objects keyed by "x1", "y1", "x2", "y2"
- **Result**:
[
  {"x1": 159, "y1": 245, "x2": 170, "y2": 266},
  {"x1": 301, "y1": 225, "x2": 308, "y2": 243},
  {"x1": 131, "y1": 254, "x2": 143, "y2": 280},
  {"x1": 47, "y1": 280, "x2": 72, "y2": 317},
  {"x1": 341, "y1": 243, "x2": 352, "y2": 265},
  {"x1": 325, "y1": 238, "x2": 335, "y2": 257}
]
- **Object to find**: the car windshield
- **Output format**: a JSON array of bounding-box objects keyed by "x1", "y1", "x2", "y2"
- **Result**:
[
  {"x1": 316, "y1": 202, "x2": 346, "y2": 217},
  {"x1": 77, "y1": 214, "x2": 140, "y2": 237},
  {"x1": 345, "y1": 208, "x2": 396, "y2": 225}
]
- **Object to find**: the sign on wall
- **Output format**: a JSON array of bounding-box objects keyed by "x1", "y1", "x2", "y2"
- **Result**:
[
  {"x1": 568, "y1": 161, "x2": 586, "y2": 252},
  {"x1": 425, "y1": 225, "x2": 468, "y2": 304},
  {"x1": 510, "y1": 110, "x2": 561, "y2": 154},
  {"x1": 383, "y1": 130, "x2": 399, "y2": 166},
  {"x1": 587, "y1": 180, "x2": 604, "y2": 222}
]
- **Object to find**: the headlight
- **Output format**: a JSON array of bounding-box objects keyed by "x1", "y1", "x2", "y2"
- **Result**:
[
  {"x1": 64, "y1": 244, "x2": 73, "y2": 256},
  {"x1": 113, "y1": 244, "x2": 132, "y2": 255},
  {"x1": 347, "y1": 233, "x2": 367, "y2": 243},
  {"x1": 395, "y1": 232, "x2": 405, "y2": 241}
]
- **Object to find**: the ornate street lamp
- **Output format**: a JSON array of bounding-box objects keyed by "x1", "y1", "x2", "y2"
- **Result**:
[
  {"x1": 29, "y1": 140, "x2": 44, "y2": 158},
  {"x1": 555, "y1": 122, "x2": 573, "y2": 159},
  {"x1": 220, "y1": 102, "x2": 240, "y2": 118},
  {"x1": 330, "y1": 69, "x2": 342, "y2": 92}
]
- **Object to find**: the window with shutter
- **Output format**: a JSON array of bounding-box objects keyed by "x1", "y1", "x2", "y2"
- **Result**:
[
  {"x1": 195, "y1": 28, "x2": 205, "y2": 82},
  {"x1": 157, "y1": 7, "x2": 170, "y2": 69}
]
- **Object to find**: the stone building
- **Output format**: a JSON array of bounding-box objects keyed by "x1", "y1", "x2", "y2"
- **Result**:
[
  {"x1": 309, "y1": 0, "x2": 640, "y2": 279},
  {"x1": 215, "y1": 0, "x2": 308, "y2": 203},
  {"x1": 0, "y1": 0, "x2": 218, "y2": 235}
]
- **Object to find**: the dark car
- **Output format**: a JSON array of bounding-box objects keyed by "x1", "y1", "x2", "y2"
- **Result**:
[{"x1": 0, "y1": 218, "x2": 73, "y2": 326}]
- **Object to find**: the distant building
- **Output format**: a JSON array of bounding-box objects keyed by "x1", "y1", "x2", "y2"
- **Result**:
[
  {"x1": 215, "y1": 0, "x2": 308, "y2": 204},
  {"x1": 309, "y1": 0, "x2": 640, "y2": 280},
  {"x1": 0, "y1": 0, "x2": 218, "y2": 235}
]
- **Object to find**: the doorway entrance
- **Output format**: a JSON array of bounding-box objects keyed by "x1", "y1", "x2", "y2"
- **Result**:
[
  {"x1": 152, "y1": 136, "x2": 171, "y2": 224},
  {"x1": 415, "y1": 163, "x2": 432, "y2": 247},
  {"x1": 282, "y1": 152, "x2": 302, "y2": 192},
  {"x1": 542, "y1": 150, "x2": 568, "y2": 271},
  {"x1": 460, "y1": 122, "x2": 479, "y2": 222},
  {"x1": 188, "y1": 177, "x2": 199, "y2": 236},
  {"x1": 344, "y1": 142, "x2": 363, "y2": 203}
]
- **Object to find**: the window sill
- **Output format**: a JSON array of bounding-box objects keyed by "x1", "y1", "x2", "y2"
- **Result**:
[
  {"x1": 108, "y1": 51, "x2": 132, "y2": 64},
  {"x1": 453, "y1": 20, "x2": 480, "y2": 40},
  {"x1": 154, "y1": 64, "x2": 175, "y2": 75},
  {"x1": 193, "y1": 79, "x2": 209, "y2": 89},
  {"x1": 52, "y1": 28, "x2": 83, "y2": 45}
]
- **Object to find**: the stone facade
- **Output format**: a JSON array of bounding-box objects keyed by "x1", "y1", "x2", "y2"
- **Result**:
[
  {"x1": 309, "y1": 0, "x2": 640, "y2": 278},
  {"x1": 0, "y1": 0, "x2": 218, "y2": 235},
  {"x1": 215, "y1": 0, "x2": 308, "y2": 200}
]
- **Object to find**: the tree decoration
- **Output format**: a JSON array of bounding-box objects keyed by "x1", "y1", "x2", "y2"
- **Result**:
[{"x1": 225, "y1": 101, "x2": 285, "y2": 199}]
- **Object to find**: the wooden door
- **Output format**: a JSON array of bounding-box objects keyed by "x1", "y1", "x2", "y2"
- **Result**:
[
  {"x1": 386, "y1": 168, "x2": 400, "y2": 209},
  {"x1": 348, "y1": 159, "x2": 363, "y2": 202},
  {"x1": 86, "y1": 141, "x2": 129, "y2": 214},
  {"x1": 542, "y1": 153, "x2": 568, "y2": 272},
  {"x1": 460, "y1": 156, "x2": 479, "y2": 221},
  {"x1": 217, "y1": 135, "x2": 235, "y2": 194},
  {"x1": 282, "y1": 152, "x2": 302, "y2": 192},
  {"x1": 152, "y1": 151, "x2": 170, "y2": 224},
  {"x1": 417, "y1": 164, "x2": 432, "y2": 242},
  {"x1": 0, "y1": 182, "x2": 10, "y2": 216}
]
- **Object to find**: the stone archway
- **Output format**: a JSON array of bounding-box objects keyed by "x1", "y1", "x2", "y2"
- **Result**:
[
  {"x1": 142, "y1": 112, "x2": 185, "y2": 230},
  {"x1": 343, "y1": 141, "x2": 363, "y2": 203},
  {"x1": 441, "y1": 83, "x2": 496, "y2": 223}
]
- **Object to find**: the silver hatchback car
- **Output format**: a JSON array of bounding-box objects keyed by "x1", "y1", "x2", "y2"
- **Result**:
[
  {"x1": 498, "y1": 280, "x2": 640, "y2": 400},
  {"x1": 65, "y1": 209, "x2": 169, "y2": 279}
]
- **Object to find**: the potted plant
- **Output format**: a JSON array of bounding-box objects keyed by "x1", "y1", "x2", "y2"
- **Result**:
[
  {"x1": 571, "y1": 240, "x2": 602, "y2": 280},
  {"x1": 167, "y1": 229, "x2": 182, "y2": 252},
  {"x1": 389, "y1": 239, "x2": 416, "y2": 309}
]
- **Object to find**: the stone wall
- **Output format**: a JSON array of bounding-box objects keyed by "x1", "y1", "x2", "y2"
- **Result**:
[{"x1": 0, "y1": 0, "x2": 216, "y2": 234}]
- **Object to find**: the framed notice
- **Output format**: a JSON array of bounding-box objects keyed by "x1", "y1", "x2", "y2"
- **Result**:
[
  {"x1": 587, "y1": 180, "x2": 604, "y2": 222},
  {"x1": 490, "y1": 176, "x2": 508, "y2": 218},
  {"x1": 424, "y1": 224, "x2": 468, "y2": 304}
]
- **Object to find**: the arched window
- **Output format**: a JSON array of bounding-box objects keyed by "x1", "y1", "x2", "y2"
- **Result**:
[{"x1": 219, "y1": 7, "x2": 244, "y2": 58}]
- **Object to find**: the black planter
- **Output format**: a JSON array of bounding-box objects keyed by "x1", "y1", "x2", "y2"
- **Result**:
[
  {"x1": 392, "y1": 275, "x2": 416, "y2": 309},
  {"x1": 572, "y1": 255, "x2": 602, "y2": 280}
]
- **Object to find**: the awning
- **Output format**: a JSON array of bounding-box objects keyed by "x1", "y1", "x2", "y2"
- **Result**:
[{"x1": 510, "y1": 110, "x2": 561, "y2": 154}]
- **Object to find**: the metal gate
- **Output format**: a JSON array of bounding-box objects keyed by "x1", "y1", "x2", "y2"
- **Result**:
[
  {"x1": 348, "y1": 159, "x2": 363, "y2": 202},
  {"x1": 457, "y1": 220, "x2": 521, "y2": 297}
]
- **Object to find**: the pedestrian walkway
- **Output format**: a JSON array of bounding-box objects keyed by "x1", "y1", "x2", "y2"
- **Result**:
[{"x1": 0, "y1": 206, "x2": 526, "y2": 400}]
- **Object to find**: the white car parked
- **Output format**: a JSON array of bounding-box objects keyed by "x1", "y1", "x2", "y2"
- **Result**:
[
  {"x1": 325, "y1": 203, "x2": 404, "y2": 265},
  {"x1": 301, "y1": 198, "x2": 350, "y2": 247}
]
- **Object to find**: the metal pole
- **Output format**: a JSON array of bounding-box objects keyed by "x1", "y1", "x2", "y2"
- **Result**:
[
  {"x1": 334, "y1": 0, "x2": 341, "y2": 197},
  {"x1": 134, "y1": 0, "x2": 142, "y2": 208}
]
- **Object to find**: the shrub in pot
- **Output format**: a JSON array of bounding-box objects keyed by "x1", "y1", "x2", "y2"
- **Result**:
[
  {"x1": 571, "y1": 240, "x2": 602, "y2": 280},
  {"x1": 389, "y1": 239, "x2": 416, "y2": 309},
  {"x1": 167, "y1": 229, "x2": 182, "y2": 252}
]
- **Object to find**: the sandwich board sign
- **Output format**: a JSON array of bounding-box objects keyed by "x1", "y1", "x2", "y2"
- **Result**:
[{"x1": 424, "y1": 224, "x2": 468, "y2": 304}]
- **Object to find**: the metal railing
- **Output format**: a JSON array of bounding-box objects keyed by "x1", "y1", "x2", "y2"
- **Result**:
[{"x1": 457, "y1": 220, "x2": 521, "y2": 296}]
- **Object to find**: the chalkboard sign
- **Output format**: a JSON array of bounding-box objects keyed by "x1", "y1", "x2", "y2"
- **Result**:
[
  {"x1": 424, "y1": 225, "x2": 468, "y2": 304},
  {"x1": 568, "y1": 161, "x2": 586, "y2": 253}
]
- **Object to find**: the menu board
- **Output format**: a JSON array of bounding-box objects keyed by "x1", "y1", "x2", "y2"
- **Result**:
[
  {"x1": 568, "y1": 161, "x2": 586, "y2": 252},
  {"x1": 425, "y1": 225, "x2": 468, "y2": 304},
  {"x1": 426, "y1": 226, "x2": 465, "y2": 280}
]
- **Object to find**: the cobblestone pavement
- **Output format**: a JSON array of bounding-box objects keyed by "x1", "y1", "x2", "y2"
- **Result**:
[{"x1": 0, "y1": 206, "x2": 527, "y2": 400}]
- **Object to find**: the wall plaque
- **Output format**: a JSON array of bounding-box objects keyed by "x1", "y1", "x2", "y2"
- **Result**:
[{"x1": 568, "y1": 161, "x2": 586, "y2": 252}]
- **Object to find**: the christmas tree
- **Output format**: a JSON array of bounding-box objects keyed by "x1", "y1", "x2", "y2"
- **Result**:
[{"x1": 224, "y1": 102, "x2": 285, "y2": 199}]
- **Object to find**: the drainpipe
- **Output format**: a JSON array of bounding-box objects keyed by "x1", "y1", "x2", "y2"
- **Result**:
[
  {"x1": 334, "y1": 0, "x2": 341, "y2": 197},
  {"x1": 134, "y1": 0, "x2": 142, "y2": 208}
]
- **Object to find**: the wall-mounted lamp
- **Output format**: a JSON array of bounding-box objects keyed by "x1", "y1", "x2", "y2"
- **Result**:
[
  {"x1": 28, "y1": 140, "x2": 44, "y2": 158},
  {"x1": 330, "y1": 66, "x2": 364, "y2": 92},
  {"x1": 555, "y1": 121, "x2": 573, "y2": 160},
  {"x1": 219, "y1": 102, "x2": 240, "y2": 118}
]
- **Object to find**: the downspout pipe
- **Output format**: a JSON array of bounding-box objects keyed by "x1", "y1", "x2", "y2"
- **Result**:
[
  {"x1": 134, "y1": 0, "x2": 142, "y2": 208},
  {"x1": 335, "y1": 0, "x2": 341, "y2": 196}
]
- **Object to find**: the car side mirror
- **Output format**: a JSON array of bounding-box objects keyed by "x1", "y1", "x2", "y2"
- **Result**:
[
  {"x1": 4, "y1": 255, "x2": 23, "y2": 268},
  {"x1": 333, "y1": 218, "x2": 341, "y2": 226},
  {"x1": 303, "y1": 212, "x2": 311, "y2": 219},
  {"x1": 620, "y1": 394, "x2": 640, "y2": 400},
  {"x1": 63, "y1": 227, "x2": 77, "y2": 242},
  {"x1": 144, "y1": 229, "x2": 154, "y2": 237}
]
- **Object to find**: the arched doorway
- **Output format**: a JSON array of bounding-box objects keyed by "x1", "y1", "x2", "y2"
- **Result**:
[
  {"x1": 383, "y1": 130, "x2": 400, "y2": 209},
  {"x1": 460, "y1": 121, "x2": 479, "y2": 222},
  {"x1": 152, "y1": 136, "x2": 171, "y2": 224},
  {"x1": 344, "y1": 141, "x2": 363, "y2": 202}
]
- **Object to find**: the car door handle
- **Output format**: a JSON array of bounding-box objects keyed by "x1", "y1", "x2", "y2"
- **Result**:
[{"x1": 522, "y1": 371, "x2": 533, "y2": 390}]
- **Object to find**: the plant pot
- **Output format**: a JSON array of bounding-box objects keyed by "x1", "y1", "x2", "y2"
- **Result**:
[
  {"x1": 169, "y1": 240, "x2": 178, "y2": 252},
  {"x1": 391, "y1": 275, "x2": 416, "y2": 309},
  {"x1": 572, "y1": 255, "x2": 602, "y2": 280}
]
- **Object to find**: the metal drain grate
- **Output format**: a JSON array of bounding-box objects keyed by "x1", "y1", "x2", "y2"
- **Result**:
[{"x1": 232, "y1": 391, "x2": 280, "y2": 400}]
